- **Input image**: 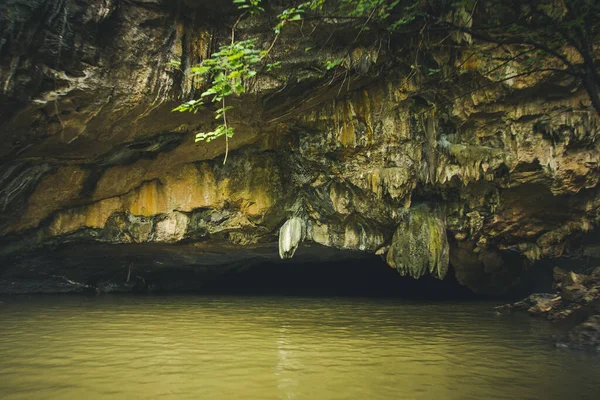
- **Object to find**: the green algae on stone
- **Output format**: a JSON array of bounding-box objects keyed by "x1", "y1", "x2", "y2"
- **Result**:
[{"x1": 386, "y1": 204, "x2": 449, "y2": 280}]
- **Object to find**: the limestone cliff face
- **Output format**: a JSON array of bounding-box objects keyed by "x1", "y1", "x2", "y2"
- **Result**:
[{"x1": 1, "y1": 0, "x2": 599, "y2": 294}]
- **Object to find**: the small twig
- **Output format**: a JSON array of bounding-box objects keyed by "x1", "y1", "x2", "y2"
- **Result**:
[
  {"x1": 263, "y1": 33, "x2": 281, "y2": 59},
  {"x1": 351, "y1": 6, "x2": 377, "y2": 46},
  {"x1": 231, "y1": 12, "x2": 246, "y2": 45}
]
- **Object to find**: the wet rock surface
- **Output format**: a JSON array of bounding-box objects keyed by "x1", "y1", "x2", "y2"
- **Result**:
[
  {"x1": 499, "y1": 267, "x2": 600, "y2": 351},
  {"x1": 1, "y1": 0, "x2": 600, "y2": 294}
]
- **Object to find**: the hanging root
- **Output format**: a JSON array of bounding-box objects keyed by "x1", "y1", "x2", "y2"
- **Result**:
[
  {"x1": 126, "y1": 263, "x2": 133, "y2": 283},
  {"x1": 54, "y1": 4, "x2": 69, "y2": 131}
]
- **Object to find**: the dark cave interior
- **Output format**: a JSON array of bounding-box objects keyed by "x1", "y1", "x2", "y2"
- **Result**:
[{"x1": 171, "y1": 257, "x2": 492, "y2": 300}]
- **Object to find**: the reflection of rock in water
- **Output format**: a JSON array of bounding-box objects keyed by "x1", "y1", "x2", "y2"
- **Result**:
[{"x1": 276, "y1": 325, "x2": 300, "y2": 399}]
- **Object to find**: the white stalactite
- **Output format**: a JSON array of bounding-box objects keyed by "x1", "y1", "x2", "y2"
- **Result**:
[{"x1": 278, "y1": 217, "x2": 304, "y2": 259}]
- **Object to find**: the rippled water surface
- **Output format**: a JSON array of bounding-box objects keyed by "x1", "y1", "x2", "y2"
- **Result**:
[{"x1": 1, "y1": 295, "x2": 600, "y2": 399}]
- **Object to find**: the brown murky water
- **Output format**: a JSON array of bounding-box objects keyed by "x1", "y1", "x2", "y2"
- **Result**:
[{"x1": 1, "y1": 295, "x2": 599, "y2": 399}]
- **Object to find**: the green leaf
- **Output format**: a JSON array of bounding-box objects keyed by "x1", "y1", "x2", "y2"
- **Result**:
[
  {"x1": 326, "y1": 59, "x2": 343, "y2": 70},
  {"x1": 228, "y1": 70, "x2": 242, "y2": 79},
  {"x1": 234, "y1": 83, "x2": 245, "y2": 94},
  {"x1": 191, "y1": 65, "x2": 210, "y2": 75},
  {"x1": 228, "y1": 52, "x2": 245, "y2": 62},
  {"x1": 201, "y1": 88, "x2": 217, "y2": 97}
]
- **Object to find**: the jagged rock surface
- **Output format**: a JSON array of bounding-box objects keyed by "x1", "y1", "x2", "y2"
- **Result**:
[
  {"x1": 499, "y1": 267, "x2": 600, "y2": 351},
  {"x1": 1, "y1": 0, "x2": 600, "y2": 293},
  {"x1": 386, "y1": 204, "x2": 449, "y2": 279}
]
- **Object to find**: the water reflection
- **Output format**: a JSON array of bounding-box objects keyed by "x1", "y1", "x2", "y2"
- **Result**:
[
  {"x1": 276, "y1": 324, "x2": 299, "y2": 399},
  {"x1": 0, "y1": 295, "x2": 599, "y2": 399}
]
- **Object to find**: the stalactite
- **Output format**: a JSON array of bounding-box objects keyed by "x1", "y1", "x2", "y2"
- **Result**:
[
  {"x1": 278, "y1": 217, "x2": 305, "y2": 259},
  {"x1": 386, "y1": 204, "x2": 449, "y2": 280}
]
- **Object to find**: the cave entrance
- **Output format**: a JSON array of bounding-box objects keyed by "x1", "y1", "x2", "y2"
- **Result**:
[
  {"x1": 198, "y1": 255, "x2": 483, "y2": 300},
  {"x1": 1, "y1": 242, "x2": 484, "y2": 298}
]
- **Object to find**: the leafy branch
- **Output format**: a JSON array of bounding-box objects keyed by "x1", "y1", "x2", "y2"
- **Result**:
[
  {"x1": 171, "y1": 0, "x2": 312, "y2": 164},
  {"x1": 172, "y1": 39, "x2": 262, "y2": 165}
]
